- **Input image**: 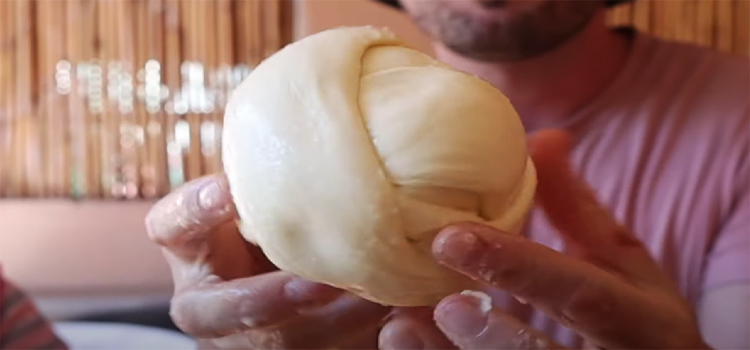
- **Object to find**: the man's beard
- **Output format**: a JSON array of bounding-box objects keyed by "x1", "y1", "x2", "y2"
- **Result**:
[{"x1": 412, "y1": 1, "x2": 600, "y2": 62}]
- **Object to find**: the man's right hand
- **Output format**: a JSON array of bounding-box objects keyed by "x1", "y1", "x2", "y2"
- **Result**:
[{"x1": 145, "y1": 174, "x2": 390, "y2": 349}]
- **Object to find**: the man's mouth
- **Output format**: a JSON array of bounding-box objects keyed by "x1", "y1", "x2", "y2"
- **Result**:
[{"x1": 477, "y1": 0, "x2": 508, "y2": 9}]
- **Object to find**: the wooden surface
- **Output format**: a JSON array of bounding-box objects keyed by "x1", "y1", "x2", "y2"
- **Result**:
[
  {"x1": 0, "y1": 0, "x2": 293, "y2": 199},
  {"x1": 607, "y1": 0, "x2": 750, "y2": 56},
  {"x1": 0, "y1": 0, "x2": 748, "y2": 199}
]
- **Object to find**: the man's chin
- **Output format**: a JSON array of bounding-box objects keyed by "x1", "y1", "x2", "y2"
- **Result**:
[{"x1": 444, "y1": 45, "x2": 538, "y2": 63}]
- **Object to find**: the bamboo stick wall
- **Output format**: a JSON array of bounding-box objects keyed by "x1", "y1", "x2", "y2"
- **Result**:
[
  {"x1": 0, "y1": 0, "x2": 747, "y2": 200},
  {"x1": 608, "y1": 0, "x2": 750, "y2": 55},
  {"x1": 0, "y1": 0, "x2": 292, "y2": 199}
]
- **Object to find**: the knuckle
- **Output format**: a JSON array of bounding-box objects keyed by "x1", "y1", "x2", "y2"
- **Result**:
[
  {"x1": 144, "y1": 189, "x2": 190, "y2": 246},
  {"x1": 378, "y1": 319, "x2": 421, "y2": 350},
  {"x1": 144, "y1": 185, "x2": 213, "y2": 249},
  {"x1": 561, "y1": 279, "x2": 612, "y2": 324},
  {"x1": 490, "y1": 259, "x2": 525, "y2": 286},
  {"x1": 144, "y1": 206, "x2": 167, "y2": 245},
  {"x1": 169, "y1": 296, "x2": 200, "y2": 335},
  {"x1": 169, "y1": 291, "x2": 227, "y2": 339},
  {"x1": 246, "y1": 330, "x2": 293, "y2": 350},
  {"x1": 512, "y1": 328, "x2": 553, "y2": 350},
  {"x1": 481, "y1": 247, "x2": 527, "y2": 288}
]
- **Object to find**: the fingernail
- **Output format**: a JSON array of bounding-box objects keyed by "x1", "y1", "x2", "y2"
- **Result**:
[
  {"x1": 435, "y1": 291, "x2": 492, "y2": 338},
  {"x1": 283, "y1": 276, "x2": 342, "y2": 307},
  {"x1": 198, "y1": 178, "x2": 228, "y2": 210},
  {"x1": 433, "y1": 227, "x2": 487, "y2": 268}
]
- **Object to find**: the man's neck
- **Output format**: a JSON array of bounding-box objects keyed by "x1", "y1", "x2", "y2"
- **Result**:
[{"x1": 433, "y1": 12, "x2": 634, "y2": 131}]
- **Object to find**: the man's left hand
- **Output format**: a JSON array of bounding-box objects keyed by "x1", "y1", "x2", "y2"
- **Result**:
[{"x1": 379, "y1": 130, "x2": 711, "y2": 350}]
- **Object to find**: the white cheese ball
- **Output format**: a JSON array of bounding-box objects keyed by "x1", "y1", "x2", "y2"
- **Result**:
[{"x1": 222, "y1": 26, "x2": 536, "y2": 307}]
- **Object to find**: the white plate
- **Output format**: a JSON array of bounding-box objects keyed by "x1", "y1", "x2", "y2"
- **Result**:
[{"x1": 52, "y1": 321, "x2": 197, "y2": 350}]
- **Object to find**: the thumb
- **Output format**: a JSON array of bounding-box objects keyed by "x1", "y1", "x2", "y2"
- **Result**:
[
  {"x1": 527, "y1": 129, "x2": 573, "y2": 171},
  {"x1": 528, "y1": 130, "x2": 667, "y2": 284},
  {"x1": 528, "y1": 129, "x2": 631, "y2": 249}
]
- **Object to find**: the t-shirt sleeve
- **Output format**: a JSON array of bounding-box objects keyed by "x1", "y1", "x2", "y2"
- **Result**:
[
  {"x1": 701, "y1": 136, "x2": 750, "y2": 292},
  {"x1": 0, "y1": 273, "x2": 68, "y2": 350}
]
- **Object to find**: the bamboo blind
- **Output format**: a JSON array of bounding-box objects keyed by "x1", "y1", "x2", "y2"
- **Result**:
[
  {"x1": 0, "y1": 0, "x2": 748, "y2": 200},
  {"x1": 607, "y1": 0, "x2": 750, "y2": 56},
  {"x1": 0, "y1": 0, "x2": 292, "y2": 199}
]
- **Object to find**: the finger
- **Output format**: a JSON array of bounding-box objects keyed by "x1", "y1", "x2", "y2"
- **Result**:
[
  {"x1": 210, "y1": 322, "x2": 381, "y2": 350},
  {"x1": 434, "y1": 291, "x2": 567, "y2": 349},
  {"x1": 208, "y1": 323, "x2": 378, "y2": 350},
  {"x1": 146, "y1": 173, "x2": 236, "y2": 261},
  {"x1": 161, "y1": 223, "x2": 273, "y2": 292},
  {"x1": 170, "y1": 271, "x2": 343, "y2": 338},
  {"x1": 204, "y1": 221, "x2": 277, "y2": 281},
  {"x1": 208, "y1": 295, "x2": 388, "y2": 350},
  {"x1": 379, "y1": 307, "x2": 456, "y2": 350},
  {"x1": 432, "y1": 222, "x2": 652, "y2": 341},
  {"x1": 528, "y1": 129, "x2": 628, "y2": 248},
  {"x1": 150, "y1": 174, "x2": 272, "y2": 287},
  {"x1": 581, "y1": 339, "x2": 602, "y2": 350},
  {"x1": 260, "y1": 293, "x2": 390, "y2": 349},
  {"x1": 528, "y1": 130, "x2": 665, "y2": 283},
  {"x1": 335, "y1": 323, "x2": 382, "y2": 350}
]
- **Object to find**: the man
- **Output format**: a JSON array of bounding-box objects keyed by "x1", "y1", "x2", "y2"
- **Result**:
[
  {"x1": 378, "y1": 0, "x2": 749, "y2": 348},
  {"x1": 146, "y1": 0, "x2": 748, "y2": 349},
  {"x1": 0, "y1": 269, "x2": 68, "y2": 349}
]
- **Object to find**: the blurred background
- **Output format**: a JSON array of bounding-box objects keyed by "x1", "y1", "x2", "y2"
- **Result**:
[{"x1": 0, "y1": 0, "x2": 748, "y2": 346}]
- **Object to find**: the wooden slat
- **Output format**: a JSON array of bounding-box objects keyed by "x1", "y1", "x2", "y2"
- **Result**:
[
  {"x1": 142, "y1": 0, "x2": 168, "y2": 198},
  {"x1": 234, "y1": 0, "x2": 260, "y2": 65},
  {"x1": 734, "y1": 0, "x2": 750, "y2": 55},
  {"x1": 97, "y1": 0, "x2": 119, "y2": 198},
  {"x1": 83, "y1": 0, "x2": 102, "y2": 198},
  {"x1": 16, "y1": 0, "x2": 39, "y2": 197},
  {"x1": 181, "y1": 0, "x2": 204, "y2": 182},
  {"x1": 134, "y1": 0, "x2": 151, "y2": 197},
  {"x1": 35, "y1": 0, "x2": 50, "y2": 196},
  {"x1": 4, "y1": 0, "x2": 21, "y2": 197},
  {"x1": 201, "y1": 0, "x2": 221, "y2": 175},
  {"x1": 37, "y1": 0, "x2": 70, "y2": 196},
  {"x1": 665, "y1": 0, "x2": 688, "y2": 41},
  {"x1": 150, "y1": 0, "x2": 168, "y2": 197},
  {"x1": 66, "y1": 0, "x2": 89, "y2": 198},
  {"x1": 263, "y1": 0, "x2": 282, "y2": 60},
  {"x1": 608, "y1": 2, "x2": 633, "y2": 27},
  {"x1": 213, "y1": 0, "x2": 234, "y2": 174},
  {"x1": 114, "y1": 0, "x2": 138, "y2": 199},
  {"x1": 715, "y1": 0, "x2": 735, "y2": 53},
  {"x1": 680, "y1": 0, "x2": 698, "y2": 42},
  {"x1": 695, "y1": 0, "x2": 715, "y2": 47},
  {"x1": 280, "y1": 0, "x2": 295, "y2": 46},
  {"x1": 0, "y1": 0, "x2": 12, "y2": 197},
  {"x1": 631, "y1": 0, "x2": 651, "y2": 32},
  {"x1": 163, "y1": 0, "x2": 182, "y2": 191}
]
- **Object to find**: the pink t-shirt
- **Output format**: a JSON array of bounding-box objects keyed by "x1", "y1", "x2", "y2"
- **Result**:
[{"x1": 492, "y1": 29, "x2": 749, "y2": 348}]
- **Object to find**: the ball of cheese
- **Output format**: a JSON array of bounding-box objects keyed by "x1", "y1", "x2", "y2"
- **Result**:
[{"x1": 221, "y1": 26, "x2": 536, "y2": 307}]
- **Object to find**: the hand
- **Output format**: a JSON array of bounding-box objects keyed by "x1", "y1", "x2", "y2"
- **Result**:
[
  {"x1": 146, "y1": 174, "x2": 390, "y2": 349},
  {"x1": 379, "y1": 130, "x2": 712, "y2": 350}
]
